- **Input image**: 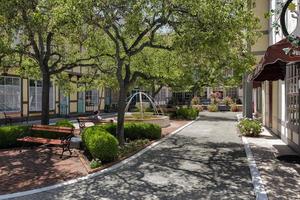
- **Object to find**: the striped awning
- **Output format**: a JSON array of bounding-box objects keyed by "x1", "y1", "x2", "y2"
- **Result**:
[{"x1": 249, "y1": 39, "x2": 300, "y2": 82}]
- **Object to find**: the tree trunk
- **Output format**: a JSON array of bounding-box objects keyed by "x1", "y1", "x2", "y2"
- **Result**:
[
  {"x1": 244, "y1": 73, "x2": 253, "y2": 118},
  {"x1": 41, "y1": 72, "x2": 50, "y2": 125},
  {"x1": 116, "y1": 85, "x2": 126, "y2": 145}
]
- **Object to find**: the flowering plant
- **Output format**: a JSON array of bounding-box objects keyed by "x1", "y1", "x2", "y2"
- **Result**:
[
  {"x1": 210, "y1": 92, "x2": 221, "y2": 104},
  {"x1": 191, "y1": 96, "x2": 200, "y2": 105},
  {"x1": 222, "y1": 96, "x2": 233, "y2": 106},
  {"x1": 237, "y1": 118, "x2": 263, "y2": 137},
  {"x1": 192, "y1": 105, "x2": 204, "y2": 112},
  {"x1": 230, "y1": 103, "x2": 239, "y2": 112}
]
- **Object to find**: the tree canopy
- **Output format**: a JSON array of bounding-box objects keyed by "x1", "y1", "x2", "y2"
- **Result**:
[{"x1": 0, "y1": 0, "x2": 260, "y2": 144}]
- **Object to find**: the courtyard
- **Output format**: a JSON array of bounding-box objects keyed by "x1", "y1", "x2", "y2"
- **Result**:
[{"x1": 1, "y1": 0, "x2": 300, "y2": 199}]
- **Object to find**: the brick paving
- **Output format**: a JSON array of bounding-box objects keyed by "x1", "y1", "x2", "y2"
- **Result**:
[
  {"x1": 0, "y1": 147, "x2": 87, "y2": 195},
  {"x1": 0, "y1": 120, "x2": 189, "y2": 196},
  {"x1": 162, "y1": 120, "x2": 190, "y2": 136}
]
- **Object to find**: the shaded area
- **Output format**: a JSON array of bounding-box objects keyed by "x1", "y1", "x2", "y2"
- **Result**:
[
  {"x1": 0, "y1": 147, "x2": 87, "y2": 195},
  {"x1": 12, "y1": 112, "x2": 254, "y2": 200},
  {"x1": 246, "y1": 128, "x2": 300, "y2": 200},
  {"x1": 276, "y1": 155, "x2": 300, "y2": 164},
  {"x1": 0, "y1": 120, "x2": 188, "y2": 196}
]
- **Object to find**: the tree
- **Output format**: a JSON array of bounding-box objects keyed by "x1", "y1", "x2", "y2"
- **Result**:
[
  {"x1": 69, "y1": 0, "x2": 259, "y2": 145},
  {"x1": 133, "y1": 48, "x2": 184, "y2": 99},
  {"x1": 0, "y1": 0, "x2": 102, "y2": 124}
]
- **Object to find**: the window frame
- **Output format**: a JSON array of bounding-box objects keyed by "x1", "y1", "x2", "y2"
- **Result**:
[
  {"x1": 29, "y1": 80, "x2": 55, "y2": 112},
  {"x1": 285, "y1": 62, "x2": 299, "y2": 133},
  {"x1": 0, "y1": 76, "x2": 21, "y2": 113}
]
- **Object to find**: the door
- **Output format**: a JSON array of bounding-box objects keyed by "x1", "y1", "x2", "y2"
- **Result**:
[
  {"x1": 77, "y1": 91, "x2": 85, "y2": 113},
  {"x1": 59, "y1": 92, "x2": 69, "y2": 116}
]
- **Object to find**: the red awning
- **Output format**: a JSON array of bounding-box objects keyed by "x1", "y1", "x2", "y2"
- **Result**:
[{"x1": 250, "y1": 39, "x2": 300, "y2": 82}]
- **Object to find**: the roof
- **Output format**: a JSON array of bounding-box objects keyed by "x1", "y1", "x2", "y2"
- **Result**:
[{"x1": 250, "y1": 39, "x2": 300, "y2": 82}]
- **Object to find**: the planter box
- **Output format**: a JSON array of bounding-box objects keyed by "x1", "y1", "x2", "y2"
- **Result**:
[{"x1": 218, "y1": 105, "x2": 230, "y2": 111}]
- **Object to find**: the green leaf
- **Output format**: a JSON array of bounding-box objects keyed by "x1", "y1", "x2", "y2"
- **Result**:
[{"x1": 288, "y1": 3, "x2": 297, "y2": 11}]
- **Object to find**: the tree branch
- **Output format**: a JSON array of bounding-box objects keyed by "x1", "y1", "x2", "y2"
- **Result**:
[
  {"x1": 20, "y1": 8, "x2": 40, "y2": 59},
  {"x1": 44, "y1": 32, "x2": 54, "y2": 62},
  {"x1": 111, "y1": 24, "x2": 128, "y2": 53}
]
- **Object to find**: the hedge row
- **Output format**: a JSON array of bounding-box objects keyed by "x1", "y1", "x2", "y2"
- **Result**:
[
  {"x1": 0, "y1": 125, "x2": 31, "y2": 149},
  {"x1": 175, "y1": 107, "x2": 199, "y2": 120},
  {"x1": 82, "y1": 122, "x2": 162, "y2": 162},
  {"x1": 0, "y1": 119, "x2": 74, "y2": 149},
  {"x1": 100, "y1": 122, "x2": 161, "y2": 141}
]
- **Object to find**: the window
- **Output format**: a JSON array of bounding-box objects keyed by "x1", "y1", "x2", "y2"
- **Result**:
[
  {"x1": 286, "y1": 63, "x2": 299, "y2": 129},
  {"x1": 29, "y1": 80, "x2": 54, "y2": 111},
  {"x1": 85, "y1": 90, "x2": 99, "y2": 107},
  {"x1": 226, "y1": 88, "x2": 238, "y2": 99},
  {"x1": 0, "y1": 76, "x2": 21, "y2": 112}
]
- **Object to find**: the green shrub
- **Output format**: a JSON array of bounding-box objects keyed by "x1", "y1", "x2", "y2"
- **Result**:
[
  {"x1": 208, "y1": 104, "x2": 218, "y2": 112},
  {"x1": 55, "y1": 119, "x2": 75, "y2": 128},
  {"x1": 237, "y1": 118, "x2": 263, "y2": 137},
  {"x1": 118, "y1": 139, "x2": 150, "y2": 158},
  {"x1": 100, "y1": 122, "x2": 161, "y2": 141},
  {"x1": 0, "y1": 125, "x2": 30, "y2": 148},
  {"x1": 145, "y1": 107, "x2": 154, "y2": 112},
  {"x1": 0, "y1": 123, "x2": 75, "y2": 149},
  {"x1": 90, "y1": 158, "x2": 102, "y2": 169},
  {"x1": 82, "y1": 126, "x2": 118, "y2": 162},
  {"x1": 175, "y1": 107, "x2": 199, "y2": 120}
]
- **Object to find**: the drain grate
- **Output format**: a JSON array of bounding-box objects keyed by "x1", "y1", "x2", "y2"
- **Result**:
[{"x1": 276, "y1": 155, "x2": 300, "y2": 164}]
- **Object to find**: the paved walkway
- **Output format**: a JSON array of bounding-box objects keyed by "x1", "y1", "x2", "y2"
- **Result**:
[
  {"x1": 10, "y1": 112, "x2": 254, "y2": 200},
  {"x1": 246, "y1": 128, "x2": 300, "y2": 200}
]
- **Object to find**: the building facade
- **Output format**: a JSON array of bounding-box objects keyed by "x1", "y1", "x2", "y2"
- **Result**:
[
  {"x1": 0, "y1": 66, "x2": 105, "y2": 121},
  {"x1": 251, "y1": 0, "x2": 300, "y2": 153}
]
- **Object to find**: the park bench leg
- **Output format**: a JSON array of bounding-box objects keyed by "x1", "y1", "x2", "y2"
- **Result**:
[
  {"x1": 60, "y1": 145, "x2": 65, "y2": 158},
  {"x1": 60, "y1": 143, "x2": 72, "y2": 158}
]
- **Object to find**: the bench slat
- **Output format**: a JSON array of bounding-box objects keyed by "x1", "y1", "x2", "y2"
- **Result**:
[
  {"x1": 17, "y1": 137, "x2": 68, "y2": 145},
  {"x1": 31, "y1": 125, "x2": 74, "y2": 134}
]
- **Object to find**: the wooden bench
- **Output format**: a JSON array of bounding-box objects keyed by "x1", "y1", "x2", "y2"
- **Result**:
[
  {"x1": 17, "y1": 125, "x2": 74, "y2": 158},
  {"x1": 77, "y1": 117, "x2": 113, "y2": 133}
]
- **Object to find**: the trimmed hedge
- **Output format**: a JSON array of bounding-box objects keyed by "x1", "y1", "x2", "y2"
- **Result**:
[
  {"x1": 0, "y1": 120, "x2": 74, "y2": 149},
  {"x1": 55, "y1": 119, "x2": 75, "y2": 128},
  {"x1": 175, "y1": 107, "x2": 199, "y2": 120},
  {"x1": 0, "y1": 125, "x2": 31, "y2": 149},
  {"x1": 82, "y1": 126, "x2": 118, "y2": 162},
  {"x1": 100, "y1": 122, "x2": 161, "y2": 141}
]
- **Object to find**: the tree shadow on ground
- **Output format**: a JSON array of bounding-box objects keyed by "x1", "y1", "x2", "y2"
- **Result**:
[
  {"x1": 249, "y1": 144, "x2": 300, "y2": 200},
  {"x1": 0, "y1": 147, "x2": 87, "y2": 195},
  {"x1": 198, "y1": 114, "x2": 237, "y2": 122},
  {"x1": 18, "y1": 134, "x2": 255, "y2": 200}
]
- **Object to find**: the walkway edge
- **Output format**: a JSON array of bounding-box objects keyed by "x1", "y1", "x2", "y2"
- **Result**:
[
  {"x1": 242, "y1": 136, "x2": 269, "y2": 200},
  {"x1": 0, "y1": 120, "x2": 196, "y2": 200}
]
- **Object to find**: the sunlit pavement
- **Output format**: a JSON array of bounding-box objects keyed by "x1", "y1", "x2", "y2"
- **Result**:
[{"x1": 11, "y1": 112, "x2": 255, "y2": 200}]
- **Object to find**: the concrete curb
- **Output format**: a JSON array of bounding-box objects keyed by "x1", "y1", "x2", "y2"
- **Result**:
[
  {"x1": 0, "y1": 119, "x2": 196, "y2": 200},
  {"x1": 242, "y1": 136, "x2": 269, "y2": 200},
  {"x1": 236, "y1": 114, "x2": 268, "y2": 200}
]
